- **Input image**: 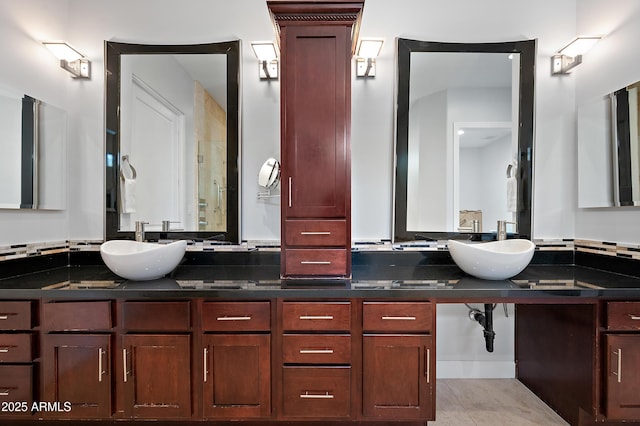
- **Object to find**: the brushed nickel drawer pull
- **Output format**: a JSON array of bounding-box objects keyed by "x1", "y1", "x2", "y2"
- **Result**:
[
  {"x1": 300, "y1": 392, "x2": 334, "y2": 399},
  {"x1": 217, "y1": 316, "x2": 252, "y2": 321},
  {"x1": 613, "y1": 349, "x2": 622, "y2": 383},
  {"x1": 381, "y1": 316, "x2": 417, "y2": 321},
  {"x1": 0, "y1": 348, "x2": 10, "y2": 353},
  {"x1": 629, "y1": 315, "x2": 640, "y2": 320},
  {"x1": 203, "y1": 348, "x2": 208, "y2": 383},
  {"x1": 425, "y1": 348, "x2": 431, "y2": 384},
  {"x1": 299, "y1": 315, "x2": 334, "y2": 320},
  {"x1": 0, "y1": 315, "x2": 8, "y2": 320},
  {"x1": 0, "y1": 390, "x2": 9, "y2": 396},
  {"x1": 98, "y1": 348, "x2": 105, "y2": 383},
  {"x1": 300, "y1": 231, "x2": 331, "y2": 235},
  {"x1": 122, "y1": 349, "x2": 129, "y2": 383},
  {"x1": 300, "y1": 349, "x2": 334, "y2": 354},
  {"x1": 301, "y1": 261, "x2": 331, "y2": 265}
]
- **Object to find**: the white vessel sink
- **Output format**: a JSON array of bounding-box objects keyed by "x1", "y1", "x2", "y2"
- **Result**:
[
  {"x1": 447, "y1": 239, "x2": 535, "y2": 280},
  {"x1": 100, "y1": 240, "x2": 187, "y2": 281}
]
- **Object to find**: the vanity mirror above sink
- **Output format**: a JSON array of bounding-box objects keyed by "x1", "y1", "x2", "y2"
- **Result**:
[
  {"x1": 393, "y1": 39, "x2": 535, "y2": 242},
  {"x1": 104, "y1": 40, "x2": 240, "y2": 242}
]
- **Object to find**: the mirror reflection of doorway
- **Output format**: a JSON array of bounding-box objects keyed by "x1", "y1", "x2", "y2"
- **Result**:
[
  {"x1": 120, "y1": 76, "x2": 185, "y2": 232},
  {"x1": 453, "y1": 122, "x2": 514, "y2": 233}
]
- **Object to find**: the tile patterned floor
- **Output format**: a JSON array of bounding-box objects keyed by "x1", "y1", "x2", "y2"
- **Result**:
[{"x1": 432, "y1": 379, "x2": 569, "y2": 425}]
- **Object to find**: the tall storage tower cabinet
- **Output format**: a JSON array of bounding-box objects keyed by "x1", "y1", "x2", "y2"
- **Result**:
[{"x1": 267, "y1": 0, "x2": 364, "y2": 278}]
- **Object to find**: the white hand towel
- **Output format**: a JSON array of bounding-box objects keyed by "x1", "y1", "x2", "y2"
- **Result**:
[
  {"x1": 120, "y1": 177, "x2": 137, "y2": 213},
  {"x1": 507, "y1": 177, "x2": 517, "y2": 212}
]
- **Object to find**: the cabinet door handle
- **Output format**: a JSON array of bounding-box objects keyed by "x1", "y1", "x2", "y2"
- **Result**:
[
  {"x1": 299, "y1": 315, "x2": 333, "y2": 320},
  {"x1": 0, "y1": 390, "x2": 9, "y2": 396},
  {"x1": 629, "y1": 315, "x2": 640, "y2": 320},
  {"x1": 381, "y1": 316, "x2": 417, "y2": 321},
  {"x1": 98, "y1": 348, "x2": 106, "y2": 383},
  {"x1": 299, "y1": 392, "x2": 334, "y2": 399},
  {"x1": 613, "y1": 348, "x2": 622, "y2": 383},
  {"x1": 425, "y1": 347, "x2": 431, "y2": 384},
  {"x1": 216, "y1": 316, "x2": 251, "y2": 321},
  {"x1": 300, "y1": 261, "x2": 331, "y2": 265},
  {"x1": 203, "y1": 348, "x2": 208, "y2": 383},
  {"x1": 288, "y1": 177, "x2": 292, "y2": 208},
  {"x1": 122, "y1": 349, "x2": 129, "y2": 383},
  {"x1": 0, "y1": 315, "x2": 8, "y2": 320},
  {"x1": 300, "y1": 231, "x2": 331, "y2": 235},
  {"x1": 299, "y1": 349, "x2": 334, "y2": 354},
  {"x1": 0, "y1": 348, "x2": 9, "y2": 353}
]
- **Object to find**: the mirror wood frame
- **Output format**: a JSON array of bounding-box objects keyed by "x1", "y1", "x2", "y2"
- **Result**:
[
  {"x1": 393, "y1": 38, "x2": 535, "y2": 242},
  {"x1": 104, "y1": 40, "x2": 240, "y2": 242}
]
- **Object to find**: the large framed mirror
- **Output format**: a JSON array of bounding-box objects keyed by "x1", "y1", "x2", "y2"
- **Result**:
[
  {"x1": 105, "y1": 40, "x2": 240, "y2": 242},
  {"x1": 0, "y1": 87, "x2": 67, "y2": 210},
  {"x1": 393, "y1": 38, "x2": 535, "y2": 241},
  {"x1": 578, "y1": 80, "x2": 640, "y2": 208}
]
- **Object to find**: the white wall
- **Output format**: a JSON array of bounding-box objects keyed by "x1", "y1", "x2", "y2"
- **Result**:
[
  {"x1": 574, "y1": 0, "x2": 640, "y2": 243},
  {"x1": 0, "y1": 0, "x2": 579, "y2": 245},
  {"x1": 0, "y1": 0, "x2": 73, "y2": 245}
]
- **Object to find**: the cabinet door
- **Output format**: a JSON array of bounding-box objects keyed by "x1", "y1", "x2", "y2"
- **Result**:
[
  {"x1": 41, "y1": 334, "x2": 111, "y2": 419},
  {"x1": 362, "y1": 334, "x2": 434, "y2": 420},
  {"x1": 282, "y1": 25, "x2": 350, "y2": 219},
  {"x1": 606, "y1": 334, "x2": 640, "y2": 420},
  {"x1": 202, "y1": 334, "x2": 270, "y2": 418},
  {"x1": 122, "y1": 334, "x2": 191, "y2": 419}
]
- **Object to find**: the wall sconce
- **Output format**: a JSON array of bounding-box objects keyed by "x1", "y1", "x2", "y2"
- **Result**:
[
  {"x1": 43, "y1": 41, "x2": 91, "y2": 79},
  {"x1": 356, "y1": 39, "x2": 383, "y2": 78},
  {"x1": 551, "y1": 35, "x2": 601, "y2": 75},
  {"x1": 250, "y1": 42, "x2": 278, "y2": 80}
]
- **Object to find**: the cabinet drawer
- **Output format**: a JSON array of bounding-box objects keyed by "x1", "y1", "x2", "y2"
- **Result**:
[
  {"x1": 284, "y1": 249, "x2": 347, "y2": 276},
  {"x1": 285, "y1": 220, "x2": 347, "y2": 247},
  {"x1": 363, "y1": 302, "x2": 433, "y2": 333},
  {"x1": 608, "y1": 302, "x2": 640, "y2": 330},
  {"x1": 283, "y1": 335, "x2": 351, "y2": 364},
  {"x1": 43, "y1": 301, "x2": 112, "y2": 331},
  {"x1": 282, "y1": 302, "x2": 351, "y2": 331},
  {"x1": 0, "y1": 302, "x2": 32, "y2": 330},
  {"x1": 282, "y1": 366, "x2": 350, "y2": 418},
  {"x1": 0, "y1": 365, "x2": 33, "y2": 407},
  {"x1": 122, "y1": 301, "x2": 191, "y2": 331},
  {"x1": 0, "y1": 334, "x2": 32, "y2": 363},
  {"x1": 202, "y1": 302, "x2": 270, "y2": 332}
]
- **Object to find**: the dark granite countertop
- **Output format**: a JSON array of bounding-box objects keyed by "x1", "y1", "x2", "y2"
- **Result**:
[{"x1": 2, "y1": 262, "x2": 640, "y2": 301}]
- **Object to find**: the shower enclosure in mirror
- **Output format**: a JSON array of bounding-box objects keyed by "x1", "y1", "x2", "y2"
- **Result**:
[
  {"x1": 393, "y1": 38, "x2": 535, "y2": 241},
  {"x1": 105, "y1": 41, "x2": 240, "y2": 242},
  {"x1": 0, "y1": 87, "x2": 66, "y2": 210},
  {"x1": 578, "y1": 81, "x2": 640, "y2": 207}
]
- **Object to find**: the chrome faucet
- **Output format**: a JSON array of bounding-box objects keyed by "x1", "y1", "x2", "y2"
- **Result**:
[
  {"x1": 496, "y1": 220, "x2": 516, "y2": 241},
  {"x1": 134, "y1": 221, "x2": 148, "y2": 242}
]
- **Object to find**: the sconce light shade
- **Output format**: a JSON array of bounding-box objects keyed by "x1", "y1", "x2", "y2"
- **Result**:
[
  {"x1": 356, "y1": 39, "x2": 383, "y2": 78},
  {"x1": 551, "y1": 35, "x2": 601, "y2": 75},
  {"x1": 250, "y1": 41, "x2": 279, "y2": 80},
  {"x1": 42, "y1": 41, "x2": 91, "y2": 79}
]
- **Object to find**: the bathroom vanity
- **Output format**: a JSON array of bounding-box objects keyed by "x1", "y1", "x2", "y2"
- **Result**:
[{"x1": 1, "y1": 249, "x2": 640, "y2": 426}]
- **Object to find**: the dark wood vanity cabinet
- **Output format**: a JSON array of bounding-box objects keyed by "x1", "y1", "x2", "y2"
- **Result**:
[
  {"x1": 603, "y1": 302, "x2": 640, "y2": 421},
  {"x1": 120, "y1": 301, "x2": 192, "y2": 419},
  {"x1": 268, "y1": 1, "x2": 364, "y2": 278},
  {"x1": 40, "y1": 301, "x2": 113, "y2": 419},
  {"x1": 201, "y1": 301, "x2": 271, "y2": 419},
  {"x1": 362, "y1": 302, "x2": 435, "y2": 420},
  {"x1": 280, "y1": 301, "x2": 354, "y2": 419},
  {"x1": 0, "y1": 301, "x2": 34, "y2": 419}
]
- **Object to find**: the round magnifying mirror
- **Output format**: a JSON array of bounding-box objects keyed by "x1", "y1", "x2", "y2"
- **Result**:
[{"x1": 258, "y1": 157, "x2": 280, "y2": 190}]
